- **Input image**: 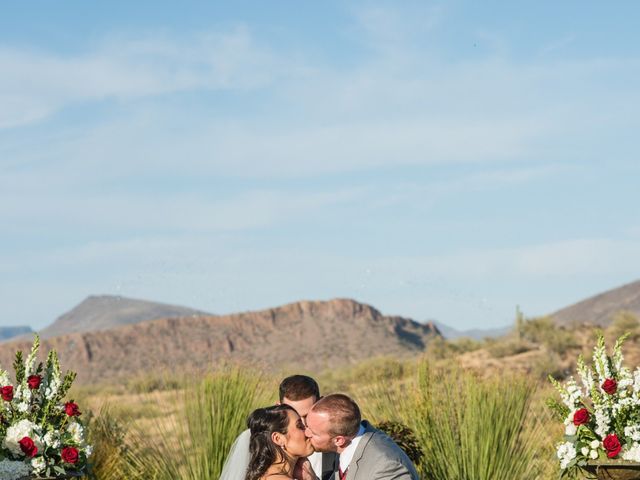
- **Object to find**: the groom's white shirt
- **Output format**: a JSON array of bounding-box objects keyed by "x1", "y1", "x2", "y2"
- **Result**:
[{"x1": 220, "y1": 428, "x2": 323, "y2": 480}]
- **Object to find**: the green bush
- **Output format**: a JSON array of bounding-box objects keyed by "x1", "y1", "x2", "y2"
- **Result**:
[
  {"x1": 410, "y1": 362, "x2": 545, "y2": 480},
  {"x1": 609, "y1": 311, "x2": 640, "y2": 341},
  {"x1": 486, "y1": 337, "x2": 532, "y2": 358},
  {"x1": 376, "y1": 420, "x2": 424, "y2": 468},
  {"x1": 519, "y1": 316, "x2": 578, "y2": 355}
]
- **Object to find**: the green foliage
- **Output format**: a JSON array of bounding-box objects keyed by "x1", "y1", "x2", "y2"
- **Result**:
[
  {"x1": 486, "y1": 337, "x2": 532, "y2": 358},
  {"x1": 609, "y1": 311, "x2": 640, "y2": 341},
  {"x1": 318, "y1": 356, "x2": 412, "y2": 394},
  {"x1": 143, "y1": 367, "x2": 268, "y2": 480},
  {"x1": 125, "y1": 373, "x2": 183, "y2": 394},
  {"x1": 520, "y1": 316, "x2": 578, "y2": 355},
  {"x1": 375, "y1": 420, "x2": 424, "y2": 467},
  {"x1": 410, "y1": 362, "x2": 545, "y2": 480},
  {"x1": 427, "y1": 337, "x2": 483, "y2": 360}
]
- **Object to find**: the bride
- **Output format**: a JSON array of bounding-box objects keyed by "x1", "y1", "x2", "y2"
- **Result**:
[{"x1": 245, "y1": 404, "x2": 318, "y2": 480}]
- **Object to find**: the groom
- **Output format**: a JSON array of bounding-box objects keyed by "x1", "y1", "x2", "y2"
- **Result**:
[
  {"x1": 220, "y1": 375, "x2": 336, "y2": 480},
  {"x1": 304, "y1": 393, "x2": 419, "y2": 480}
]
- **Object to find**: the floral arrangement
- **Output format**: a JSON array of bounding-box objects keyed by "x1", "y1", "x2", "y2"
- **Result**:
[
  {"x1": 550, "y1": 333, "x2": 640, "y2": 477},
  {"x1": 0, "y1": 336, "x2": 92, "y2": 479}
]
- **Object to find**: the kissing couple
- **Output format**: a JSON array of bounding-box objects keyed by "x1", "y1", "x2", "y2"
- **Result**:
[{"x1": 220, "y1": 375, "x2": 419, "y2": 480}]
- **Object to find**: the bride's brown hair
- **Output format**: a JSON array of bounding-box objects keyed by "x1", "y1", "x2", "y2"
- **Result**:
[{"x1": 245, "y1": 404, "x2": 295, "y2": 480}]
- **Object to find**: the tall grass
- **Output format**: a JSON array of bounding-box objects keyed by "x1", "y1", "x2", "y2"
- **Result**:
[
  {"x1": 149, "y1": 367, "x2": 269, "y2": 480},
  {"x1": 412, "y1": 362, "x2": 546, "y2": 480}
]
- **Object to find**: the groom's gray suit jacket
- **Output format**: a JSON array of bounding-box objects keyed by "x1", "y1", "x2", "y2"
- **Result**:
[{"x1": 340, "y1": 421, "x2": 419, "y2": 480}]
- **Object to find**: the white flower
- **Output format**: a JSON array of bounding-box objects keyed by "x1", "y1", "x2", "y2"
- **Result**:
[
  {"x1": 31, "y1": 456, "x2": 46, "y2": 474},
  {"x1": 85, "y1": 444, "x2": 93, "y2": 457},
  {"x1": 595, "y1": 409, "x2": 611, "y2": 438},
  {"x1": 3, "y1": 419, "x2": 42, "y2": 457},
  {"x1": 623, "y1": 443, "x2": 640, "y2": 462},
  {"x1": 0, "y1": 459, "x2": 31, "y2": 480},
  {"x1": 16, "y1": 401, "x2": 29, "y2": 413},
  {"x1": 565, "y1": 423, "x2": 577, "y2": 436},
  {"x1": 581, "y1": 446, "x2": 589, "y2": 456},
  {"x1": 557, "y1": 441, "x2": 577, "y2": 469},
  {"x1": 43, "y1": 431, "x2": 61, "y2": 449},
  {"x1": 590, "y1": 440, "x2": 600, "y2": 449},
  {"x1": 624, "y1": 425, "x2": 640, "y2": 442},
  {"x1": 590, "y1": 449, "x2": 599, "y2": 459},
  {"x1": 67, "y1": 421, "x2": 84, "y2": 444}
]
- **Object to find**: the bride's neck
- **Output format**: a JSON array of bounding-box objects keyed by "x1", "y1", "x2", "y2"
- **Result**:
[{"x1": 265, "y1": 454, "x2": 298, "y2": 478}]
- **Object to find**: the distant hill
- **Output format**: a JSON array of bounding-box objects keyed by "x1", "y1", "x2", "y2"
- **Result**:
[
  {"x1": 0, "y1": 299, "x2": 441, "y2": 384},
  {"x1": 0, "y1": 326, "x2": 33, "y2": 341},
  {"x1": 433, "y1": 321, "x2": 511, "y2": 340},
  {"x1": 550, "y1": 279, "x2": 640, "y2": 327},
  {"x1": 39, "y1": 295, "x2": 210, "y2": 338}
]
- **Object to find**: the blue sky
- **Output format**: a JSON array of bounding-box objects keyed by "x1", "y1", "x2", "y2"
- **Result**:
[{"x1": 1, "y1": 1, "x2": 639, "y2": 330}]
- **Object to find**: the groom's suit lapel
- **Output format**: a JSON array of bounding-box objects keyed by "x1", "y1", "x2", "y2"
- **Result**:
[{"x1": 345, "y1": 421, "x2": 375, "y2": 480}]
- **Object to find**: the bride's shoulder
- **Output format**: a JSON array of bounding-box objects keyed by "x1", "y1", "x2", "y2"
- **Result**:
[{"x1": 261, "y1": 476, "x2": 291, "y2": 480}]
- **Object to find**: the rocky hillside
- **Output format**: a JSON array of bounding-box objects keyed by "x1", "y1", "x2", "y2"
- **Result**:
[
  {"x1": 551, "y1": 279, "x2": 640, "y2": 327},
  {"x1": 39, "y1": 295, "x2": 210, "y2": 338},
  {"x1": 0, "y1": 299, "x2": 441, "y2": 384}
]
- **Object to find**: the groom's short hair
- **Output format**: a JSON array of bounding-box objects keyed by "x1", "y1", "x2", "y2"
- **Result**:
[
  {"x1": 311, "y1": 393, "x2": 361, "y2": 438},
  {"x1": 279, "y1": 375, "x2": 320, "y2": 402}
]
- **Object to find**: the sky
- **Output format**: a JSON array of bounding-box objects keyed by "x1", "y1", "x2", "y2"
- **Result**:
[{"x1": 1, "y1": 1, "x2": 640, "y2": 331}]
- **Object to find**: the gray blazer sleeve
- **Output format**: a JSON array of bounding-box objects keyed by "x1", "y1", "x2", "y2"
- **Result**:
[
  {"x1": 371, "y1": 460, "x2": 417, "y2": 480},
  {"x1": 220, "y1": 429, "x2": 251, "y2": 480}
]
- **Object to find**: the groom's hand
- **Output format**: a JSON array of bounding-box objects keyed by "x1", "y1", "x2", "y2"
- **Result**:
[{"x1": 293, "y1": 457, "x2": 318, "y2": 480}]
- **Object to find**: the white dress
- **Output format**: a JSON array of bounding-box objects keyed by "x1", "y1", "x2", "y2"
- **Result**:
[{"x1": 220, "y1": 429, "x2": 323, "y2": 480}]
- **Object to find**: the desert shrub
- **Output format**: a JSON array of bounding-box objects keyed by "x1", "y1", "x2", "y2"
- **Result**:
[
  {"x1": 531, "y1": 351, "x2": 568, "y2": 381},
  {"x1": 486, "y1": 337, "x2": 532, "y2": 358},
  {"x1": 519, "y1": 316, "x2": 578, "y2": 355},
  {"x1": 375, "y1": 420, "x2": 424, "y2": 467},
  {"x1": 83, "y1": 406, "x2": 163, "y2": 480},
  {"x1": 126, "y1": 372, "x2": 183, "y2": 394},
  {"x1": 426, "y1": 337, "x2": 483, "y2": 360},
  {"x1": 318, "y1": 356, "x2": 412, "y2": 393},
  {"x1": 410, "y1": 362, "x2": 546, "y2": 480},
  {"x1": 609, "y1": 311, "x2": 640, "y2": 341},
  {"x1": 150, "y1": 367, "x2": 269, "y2": 480}
]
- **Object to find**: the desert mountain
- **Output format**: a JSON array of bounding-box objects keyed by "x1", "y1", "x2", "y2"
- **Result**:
[
  {"x1": 550, "y1": 279, "x2": 640, "y2": 327},
  {"x1": 0, "y1": 326, "x2": 32, "y2": 341},
  {"x1": 39, "y1": 295, "x2": 210, "y2": 338},
  {"x1": 0, "y1": 299, "x2": 441, "y2": 384},
  {"x1": 433, "y1": 321, "x2": 511, "y2": 340}
]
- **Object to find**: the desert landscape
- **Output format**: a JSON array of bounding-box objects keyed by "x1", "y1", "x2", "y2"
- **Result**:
[{"x1": 3, "y1": 279, "x2": 640, "y2": 479}]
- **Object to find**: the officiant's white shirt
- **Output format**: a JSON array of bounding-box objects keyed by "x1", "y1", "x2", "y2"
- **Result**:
[{"x1": 220, "y1": 428, "x2": 323, "y2": 480}]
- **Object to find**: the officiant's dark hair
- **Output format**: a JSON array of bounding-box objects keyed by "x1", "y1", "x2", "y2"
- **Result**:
[
  {"x1": 246, "y1": 404, "x2": 294, "y2": 480},
  {"x1": 279, "y1": 374, "x2": 320, "y2": 402}
]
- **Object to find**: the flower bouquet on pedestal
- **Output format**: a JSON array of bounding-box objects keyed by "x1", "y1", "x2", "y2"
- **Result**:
[
  {"x1": 549, "y1": 333, "x2": 640, "y2": 479},
  {"x1": 0, "y1": 336, "x2": 91, "y2": 480}
]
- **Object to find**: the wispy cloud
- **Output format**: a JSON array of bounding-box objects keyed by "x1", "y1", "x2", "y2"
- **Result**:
[{"x1": 0, "y1": 26, "x2": 276, "y2": 128}]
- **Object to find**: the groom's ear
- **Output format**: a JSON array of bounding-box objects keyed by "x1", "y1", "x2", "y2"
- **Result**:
[{"x1": 333, "y1": 436, "x2": 347, "y2": 448}]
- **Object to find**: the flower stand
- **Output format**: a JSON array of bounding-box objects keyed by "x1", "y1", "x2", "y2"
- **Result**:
[{"x1": 584, "y1": 461, "x2": 640, "y2": 480}]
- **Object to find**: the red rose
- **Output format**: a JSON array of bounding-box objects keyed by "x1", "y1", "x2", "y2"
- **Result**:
[
  {"x1": 61, "y1": 446, "x2": 79, "y2": 464},
  {"x1": 603, "y1": 434, "x2": 622, "y2": 458},
  {"x1": 27, "y1": 375, "x2": 42, "y2": 390},
  {"x1": 602, "y1": 378, "x2": 618, "y2": 395},
  {"x1": 65, "y1": 402, "x2": 81, "y2": 417},
  {"x1": 19, "y1": 436, "x2": 38, "y2": 457},
  {"x1": 573, "y1": 408, "x2": 590, "y2": 426},
  {"x1": 1, "y1": 385, "x2": 13, "y2": 402}
]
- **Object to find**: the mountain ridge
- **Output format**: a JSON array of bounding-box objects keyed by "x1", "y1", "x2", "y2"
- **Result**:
[{"x1": 0, "y1": 298, "x2": 441, "y2": 383}]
